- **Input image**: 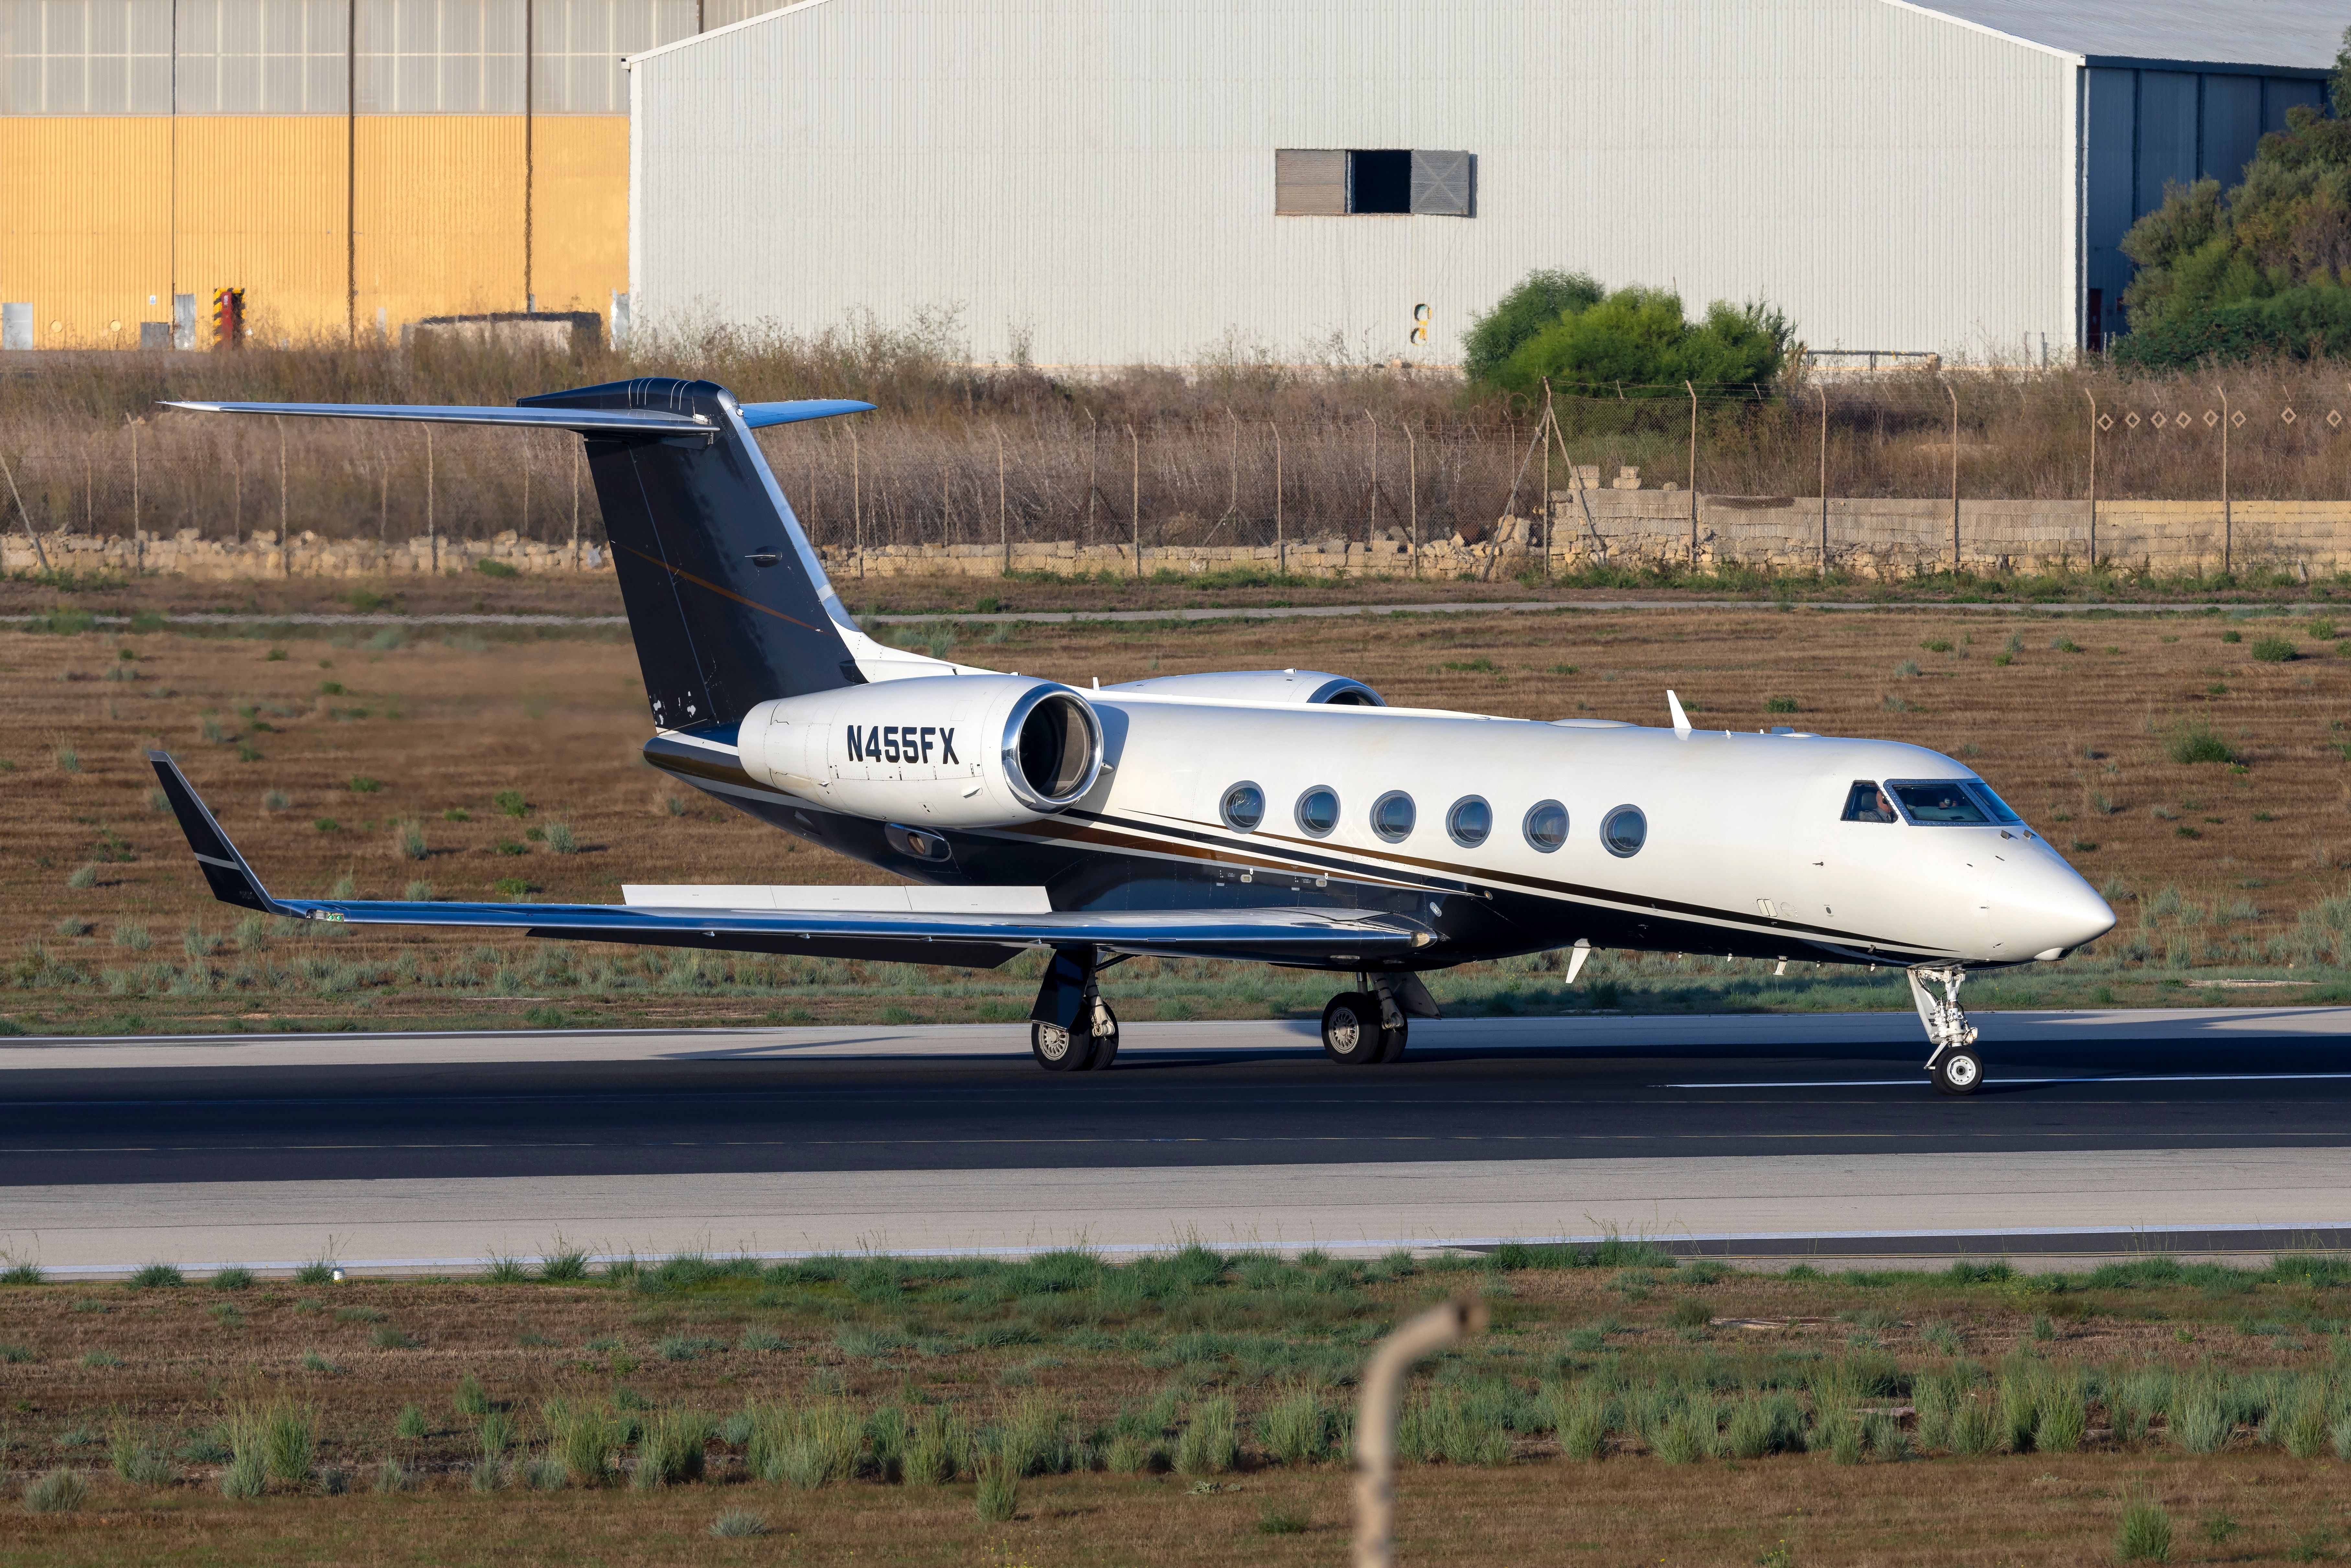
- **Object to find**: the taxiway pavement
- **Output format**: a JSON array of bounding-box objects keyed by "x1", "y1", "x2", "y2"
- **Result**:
[{"x1": 4, "y1": 1010, "x2": 2347, "y2": 1275}]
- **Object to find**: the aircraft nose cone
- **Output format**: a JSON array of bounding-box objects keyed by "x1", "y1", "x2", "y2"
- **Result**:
[{"x1": 2018, "y1": 857, "x2": 2117, "y2": 960}]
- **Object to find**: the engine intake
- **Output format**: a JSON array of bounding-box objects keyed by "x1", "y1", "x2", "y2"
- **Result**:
[{"x1": 738, "y1": 674, "x2": 1104, "y2": 828}]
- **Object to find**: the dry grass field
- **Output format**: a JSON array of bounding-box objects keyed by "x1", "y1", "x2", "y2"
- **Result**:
[
  {"x1": 5, "y1": 1248, "x2": 2351, "y2": 1565},
  {"x1": 6, "y1": 589, "x2": 2351, "y2": 1035}
]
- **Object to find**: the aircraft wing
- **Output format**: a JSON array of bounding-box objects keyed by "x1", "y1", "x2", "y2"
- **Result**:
[{"x1": 149, "y1": 753, "x2": 1431, "y2": 969}]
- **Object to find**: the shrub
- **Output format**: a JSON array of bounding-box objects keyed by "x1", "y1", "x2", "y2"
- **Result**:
[
  {"x1": 2171, "y1": 1383, "x2": 2232, "y2": 1454},
  {"x1": 390, "y1": 822, "x2": 428, "y2": 861},
  {"x1": 1727, "y1": 1393, "x2": 1807, "y2": 1460},
  {"x1": 2164, "y1": 719, "x2": 2237, "y2": 766},
  {"x1": 746, "y1": 1400, "x2": 862, "y2": 1488},
  {"x1": 372, "y1": 1327, "x2": 417, "y2": 1350},
  {"x1": 254, "y1": 1402, "x2": 317, "y2": 1485},
  {"x1": 1667, "y1": 1297, "x2": 1711, "y2": 1329},
  {"x1": 395, "y1": 1405, "x2": 426, "y2": 1440},
  {"x1": 2250, "y1": 636, "x2": 2298, "y2": 663},
  {"x1": 543, "y1": 822, "x2": 578, "y2": 854},
  {"x1": 710, "y1": 1510, "x2": 770, "y2": 1538},
  {"x1": 902, "y1": 1406, "x2": 968, "y2": 1485},
  {"x1": 1255, "y1": 1385, "x2": 1332, "y2": 1465},
  {"x1": 208, "y1": 1268, "x2": 255, "y2": 1294},
  {"x1": 539, "y1": 1249, "x2": 591, "y2": 1282},
  {"x1": 1174, "y1": 1396, "x2": 1241, "y2": 1475},
  {"x1": 1764, "y1": 696, "x2": 1800, "y2": 714},
  {"x1": 372, "y1": 1458, "x2": 416, "y2": 1494},
  {"x1": 21, "y1": 1468, "x2": 88, "y2": 1514},
  {"x1": 2118, "y1": 1493, "x2": 2174, "y2": 1562},
  {"x1": 128, "y1": 1262, "x2": 185, "y2": 1289},
  {"x1": 293, "y1": 1258, "x2": 337, "y2": 1285},
  {"x1": 1550, "y1": 1385, "x2": 1611, "y2": 1461},
  {"x1": 348, "y1": 775, "x2": 382, "y2": 793},
  {"x1": 476, "y1": 559, "x2": 519, "y2": 579},
  {"x1": 454, "y1": 1372, "x2": 491, "y2": 1417},
  {"x1": 546, "y1": 1401, "x2": 619, "y2": 1487},
  {"x1": 495, "y1": 789, "x2": 530, "y2": 818},
  {"x1": 974, "y1": 1447, "x2": 1020, "y2": 1523},
  {"x1": 632, "y1": 1409, "x2": 714, "y2": 1490}
]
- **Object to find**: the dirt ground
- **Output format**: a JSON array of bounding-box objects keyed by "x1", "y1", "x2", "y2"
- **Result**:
[
  {"x1": 4, "y1": 592, "x2": 2348, "y2": 1032},
  {"x1": 4, "y1": 1257, "x2": 2349, "y2": 1566}
]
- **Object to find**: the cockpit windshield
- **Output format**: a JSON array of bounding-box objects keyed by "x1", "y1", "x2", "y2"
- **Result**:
[{"x1": 1881, "y1": 778, "x2": 2024, "y2": 826}]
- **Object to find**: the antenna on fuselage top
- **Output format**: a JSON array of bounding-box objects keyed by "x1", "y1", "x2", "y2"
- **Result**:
[{"x1": 1666, "y1": 690, "x2": 1692, "y2": 737}]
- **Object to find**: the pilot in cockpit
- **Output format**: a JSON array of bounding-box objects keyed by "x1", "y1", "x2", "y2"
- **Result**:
[{"x1": 1842, "y1": 781, "x2": 1898, "y2": 823}]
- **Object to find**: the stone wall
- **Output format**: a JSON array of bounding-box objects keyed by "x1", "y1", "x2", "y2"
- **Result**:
[{"x1": 6, "y1": 493, "x2": 2347, "y2": 583}]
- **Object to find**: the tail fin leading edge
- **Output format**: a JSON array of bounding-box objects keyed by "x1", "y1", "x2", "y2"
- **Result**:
[{"x1": 519, "y1": 378, "x2": 867, "y2": 728}]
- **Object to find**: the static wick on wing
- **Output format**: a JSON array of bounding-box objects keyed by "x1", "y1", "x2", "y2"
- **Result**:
[{"x1": 1666, "y1": 689, "x2": 1692, "y2": 736}]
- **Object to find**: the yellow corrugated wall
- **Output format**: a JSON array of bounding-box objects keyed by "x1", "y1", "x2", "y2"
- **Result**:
[
  {"x1": 0, "y1": 115, "x2": 628, "y2": 346},
  {"x1": 530, "y1": 117, "x2": 629, "y2": 320},
  {"x1": 0, "y1": 118, "x2": 173, "y2": 347}
]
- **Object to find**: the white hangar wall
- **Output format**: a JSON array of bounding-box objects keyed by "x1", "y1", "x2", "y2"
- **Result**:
[{"x1": 628, "y1": 0, "x2": 2078, "y2": 367}]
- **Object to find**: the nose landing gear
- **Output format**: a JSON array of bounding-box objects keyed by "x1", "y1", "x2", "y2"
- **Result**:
[{"x1": 1909, "y1": 965, "x2": 1983, "y2": 1096}]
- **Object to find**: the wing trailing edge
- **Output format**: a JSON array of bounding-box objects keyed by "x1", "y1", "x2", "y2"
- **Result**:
[{"x1": 148, "y1": 755, "x2": 1431, "y2": 968}]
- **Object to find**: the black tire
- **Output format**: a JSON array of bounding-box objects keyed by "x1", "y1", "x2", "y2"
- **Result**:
[
  {"x1": 1031, "y1": 1019, "x2": 1097, "y2": 1072},
  {"x1": 1374, "y1": 1014, "x2": 1409, "y2": 1064},
  {"x1": 1932, "y1": 1048, "x2": 1984, "y2": 1096},
  {"x1": 1321, "y1": 992, "x2": 1382, "y2": 1065},
  {"x1": 1083, "y1": 1003, "x2": 1120, "y2": 1071}
]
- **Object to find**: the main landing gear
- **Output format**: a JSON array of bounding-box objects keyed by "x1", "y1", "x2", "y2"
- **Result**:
[
  {"x1": 1029, "y1": 946, "x2": 1120, "y2": 1073},
  {"x1": 1321, "y1": 976, "x2": 1411, "y2": 1066},
  {"x1": 1908, "y1": 965, "x2": 1983, "y2": 1096}
]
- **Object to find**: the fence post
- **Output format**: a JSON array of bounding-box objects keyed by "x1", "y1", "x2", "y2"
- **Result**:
[
  {"x1": 0, "y1": 447, "x2": 51, "y2": 572},
  {"x1": 2083, "y1": 388, "x2": 2097, "y2": 572},
  {"x1": 1128, "y1": 423, "x2": 1141, "y2": 579},
  {"x1": 129, "y1": 415, "x2": 142, "y2": 548},
  {"x1": 1685, "y1": 381, "x2": 1698, "y2": 570},
  {"x1": 426, "y1": 426, "x2": 437, "y2": 574},
  {"x1": 1364, "y1": 408, "x2": 1378, "y2": 548},
  {"x1": 2218, "y1": 386, "x2": 2231, "y2": 577},
  {"x1": 1271, "y1": 421, "x2": 1284, "y2": 574},
  {"x1": 997, "y1": 426, "x2": 1009, "y2": 575},
  {"x1": 1540, "y1": 380, "x2": 1553, "y2": 581},
  {"x1": 1353, "y1": 1300, "x2": 1487, "y2": 1568},
  {"x1": 1817, "y1": 384, "x2": 1829, "y2": 579},
  {"x1": 570, "y1": 442, "x2": 580, "y2": 568},
  {"x1": 1943, "y1": 379, "x2": 1960, "y2": 574},
  {"x1": 1404, "y1": 421, "x2": 1418, "y2": 580},
  {"x1": 850, "y1": 424, "x2": 862, "y2": 578}
]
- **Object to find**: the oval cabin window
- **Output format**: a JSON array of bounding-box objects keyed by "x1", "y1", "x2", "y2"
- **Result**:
[
  {"x1": 1295, "y1": 786, "x2": 1340, "y2": 837},
  {"x1": 1523, "y1": 800, "x2": 1569, "y2": 852},
  {"x1": 1220, "y1": 781, "x2": 1266, "y2": 831}
]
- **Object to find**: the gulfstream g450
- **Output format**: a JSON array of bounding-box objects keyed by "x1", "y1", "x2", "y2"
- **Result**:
[{"x1": 148, "y1": 378, "x2": 2113, "y2": 1093}]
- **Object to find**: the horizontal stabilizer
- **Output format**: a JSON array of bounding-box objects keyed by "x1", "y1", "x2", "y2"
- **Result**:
[
  {"x1": 161, "y1": 397, "x2": 873, "y2": 435},
  {"x1": 150, "y1": 756, "x2": 1428, "y2": 968}
]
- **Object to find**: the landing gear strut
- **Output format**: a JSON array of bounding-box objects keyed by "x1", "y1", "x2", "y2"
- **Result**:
[
  {"x1": 1321, "y1": 975, "x2": 1410, "y2": 1066},
  {"x1": 1908, "y1": 965, "x2": 1983, "y2": 1096},
  {"x1": 1030, "y1": 946, "x2": 1120, "y2": 1072}
]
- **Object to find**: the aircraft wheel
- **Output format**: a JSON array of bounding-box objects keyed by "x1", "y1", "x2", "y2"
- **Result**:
[
  {"x1": 1321, "y1": 992, "x2": 1383, "y2": 1066},
  {"x1": 1374, "y1": 1014, "x2": 1409, "y2": 1064},
  {"x1": 1083, "y1": 1003, "x2": 1120, "y2": 1071},
  {"x1": 1031, "y1": 1019, "x2": 1098, "y2": 1073},
  {"x1": 1931, "y1": 1048, "x2": 1983, "y2": 1096}
]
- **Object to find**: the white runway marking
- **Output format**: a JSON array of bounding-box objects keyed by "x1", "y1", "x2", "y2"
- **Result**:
[{"x1": 1666, "y1": 1072, "x2": 2351, "y2": 1089}]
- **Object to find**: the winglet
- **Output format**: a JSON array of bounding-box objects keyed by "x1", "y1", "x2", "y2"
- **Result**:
[
  {"x1": 1666, "y1": 690, "x2": 1692, "y2": 736},
  {"x1": 146, "y1": 752, "x2": 288, "y2": 916}
]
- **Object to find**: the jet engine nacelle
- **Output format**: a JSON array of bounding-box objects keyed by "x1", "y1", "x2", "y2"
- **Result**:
[
  {"x1": 737, "y1": 675, "x2": 1104, "y2": 827},
  {"x1": 1101, "y1": 669, "x2": 1384, "y2": 705}
]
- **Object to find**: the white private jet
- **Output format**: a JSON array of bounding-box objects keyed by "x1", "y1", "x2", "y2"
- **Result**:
[{"x1": 151, "y1": 376, "x2": 2114, "y2": 1094}]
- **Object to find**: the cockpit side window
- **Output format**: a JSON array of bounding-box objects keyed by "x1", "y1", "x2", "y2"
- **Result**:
[
  {"x1": 1841, "y1": 781, "x2": 1897, "y2": 823},
  {"x1": 1962, "y1": 780, "x2": 2022, "y2": 824},
  {"x1": 1888, "y1": 780, "x2": 1993, "y2": 824}
]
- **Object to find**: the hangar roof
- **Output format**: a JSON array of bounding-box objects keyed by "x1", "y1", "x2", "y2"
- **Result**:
[{"x1": 1904, "y1": 0, "x2": 2342, "y2": 72}]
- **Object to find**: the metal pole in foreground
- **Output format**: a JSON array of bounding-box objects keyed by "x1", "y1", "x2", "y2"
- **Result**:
[
  {"x1": 2218, "y1": 387, "x2": 2231, "y2": 577},
  {"x1": 1353, "y1": 1299, "x2": 1488, "y2": 1568},
  {"x1": 2083, "y1": 388, "x2": 2097, "y2": 572}
]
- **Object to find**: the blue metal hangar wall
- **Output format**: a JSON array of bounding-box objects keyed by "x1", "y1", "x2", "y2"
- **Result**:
[{"x1": 622, "y1": 0, "x2": 2336, "y2": 368}]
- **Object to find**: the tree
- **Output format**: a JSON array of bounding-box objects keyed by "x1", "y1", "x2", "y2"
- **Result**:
[
  {"x1": 1462, "y1": 270, "x2": 1604, "y2": 383},
  {"x1": 1470, "y1": 283, "x2": 1791, "y2": 397},
  {"x1": 2114, "y1": 25, "x2": 2351, "y2": 367}
]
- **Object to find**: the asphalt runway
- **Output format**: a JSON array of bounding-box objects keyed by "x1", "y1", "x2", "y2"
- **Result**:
[{"x1": 4, "y1": 1010, "x2": 2348, "y2": 1274}]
